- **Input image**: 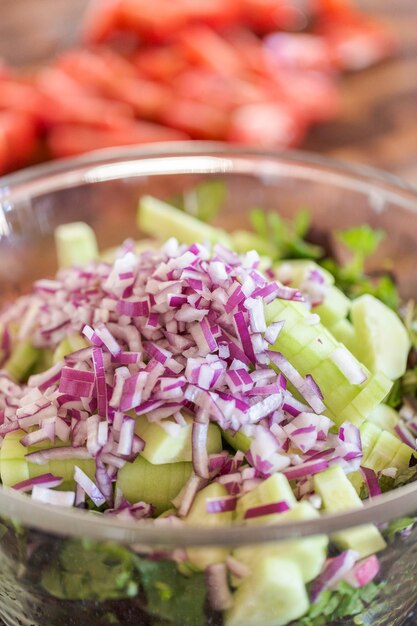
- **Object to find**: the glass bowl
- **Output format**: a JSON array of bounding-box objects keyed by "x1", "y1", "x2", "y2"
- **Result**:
[{"x1": 1, "y1": 143, "x2": 417, "y2": 626}]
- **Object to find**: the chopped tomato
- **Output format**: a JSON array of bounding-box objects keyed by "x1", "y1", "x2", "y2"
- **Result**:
[
  {"x1": 0, "y1": 111, "x2": 38, "y2": 170},
  {"x1": 240, "y1": 0, "x2": 309, "y2": 33},
  {"x1": 176, "y1": 26, "x2": 245, "y2": 77},
  {"x1": 317, "y1": 13, "x2": 396, "y2": 70},
  {"x1": 48, "y1": 122, "x2": 189, "y2": 158},
  {"x1": 227, "y1": 102, "x2": 305, "y2": 147},
  {"x1": 134, "y1": 46, "x2": 187, "y2": 81},
  {"x1": 161, "y1": 100, "x2": 230, "y2": 140},
  {"x1": 264, "y1": 33, "x2": 334, "y2": 72}
]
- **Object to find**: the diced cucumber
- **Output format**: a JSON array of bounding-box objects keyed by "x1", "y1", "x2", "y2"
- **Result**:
[
  {"x1": 350, "y1": 294, "x2": 410, "y2": 380},
  {"x1": 332, "y1": 524, "x2": 386, "y2": 560},
  {"x1": 292, "y1": 331, "x2": 338, "y2": 374},
  {"x1": 222, "y1": 429, "x2": 251, "y2": 453},
  {"x1": 364, "y1": 431, "x2": 402, "y2": 472},
  {"x1": 265, "y1": 299, "x2": 307, "y2": 326},
  {"x1": 28, "y1": 349, "x2": 53, "y2": 375},
  {"x1": 235, "y1": 502, "x2": 328, "y2": 583},
  {"x1": 116, "y1": 455, "x2": 192, "y2": 515},
  {"x1": 0, "y1": 430, "x2": 95, "y2": 490},
  {"x1": 336, "y1": 372, "x2": 392, "y2": 427},
  {"x1": 314, "y1": 286, "x2": 351, "y2": 328},
  {"x1": 225, "y1": 557, "x2": 309, "y2": 626},
  {"x1": 135, "y1": 414, "x2": 221, "y2": 464},
  {"x1": 391, "y1": 443, "x2": 413, "y2": 471},
  {"x1": 235, "y1": 473, "x2": 297, "y2": 524},
  {"x1": 314, "y1": 465, "x2": 386, "y2": 558},
  {"x1": 185, "y1": 483, "x2": 233, "y2": 569},
  {"x1": 4, "y1": 340, "x2": 41, "y2": 382},
  {"x1": 55, "y1": 222, "x2": 99, "y2": 268},
  {"x1": 328, "y1": 319, "x2": 356, "y2": 352},
  {"x1": 325, "y1": 383, "x2": 358, "y2": 417},
  {"x1": 53, "y1": 334, "x2": 89, "y2": 364},
  {"x1": 359, "y1": 422, "x2": 382, "y2": 464},
  {"x1": 1, "y1": 460, "x2": 30, "y2": 485},
  {"x1": 274, "y1": 260, "x2": 334, "y2": 287},
  {"x1": 138, "y1": 195, "x2": 232, "y2": 247},
  {"x1": 368, "y1": 404, "x2": 399, "y2": 434},
  {"x1": 275, "y1": 321, "x2": 319, "y2": 360}
]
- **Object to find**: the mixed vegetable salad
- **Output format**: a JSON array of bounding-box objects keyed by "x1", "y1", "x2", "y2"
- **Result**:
[
  {"x1": 0, "y1": 183, "x2": 416, "y2": 626},
  {"x1": 0, "y1": 0, "x2": 394, "y2": 173}
]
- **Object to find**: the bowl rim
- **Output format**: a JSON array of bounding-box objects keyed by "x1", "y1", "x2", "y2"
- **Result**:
[{"x1": 1, "y1": 141, "x2": 417, "y2": 547}]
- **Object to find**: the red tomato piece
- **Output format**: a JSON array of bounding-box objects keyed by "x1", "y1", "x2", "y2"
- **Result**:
[
  {"x1": 317, "y1": 13, "x2": 396, "y2": 70},
  {"x1": 0, "y1": 111, "x2": 38, "y2": 169},
  {"x1": 227, "y1": 102, "x2": 306, "y2": 147},
  {"x1": 161, "y1": 100, "x2": 230, "y2": 140},
  {"x1": 240, "y1": 0, "x2": 309, "y2": 33},
  {"x1": 118, "y1": 0, "x2": 188, "y2": 43},
  {"x1": 176, "y1": 25, "x2": 245, "y2": 77},
  {"x1": 0, "y1": 80, "x2": 46, "y2": 122},
  {"x1": 134, "y1": 45, "x2": 187, "y2": 81},
  {"x1": 263, "y1": 33, "x2": 334, "y2": 72},
  {"x1": 175, "y1": 69, "x2": 269, "y2": 111},
  {"x1": 179, "y1": 0, "x2": 241, "y2": 29},
  {"x1": 37, "y1": 68, "x2": 134, "y2": 129},
  {"x1": 82, "y1": 0, "x2": 123, "y2": 43},
  {"x1": 47, "y1": 122, "x2": 189, "y2": 158}
]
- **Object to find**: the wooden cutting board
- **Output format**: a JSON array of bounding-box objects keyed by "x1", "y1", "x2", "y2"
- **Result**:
[{"x1": 0, "y1": 0, "x2": 416, "y2": 183}]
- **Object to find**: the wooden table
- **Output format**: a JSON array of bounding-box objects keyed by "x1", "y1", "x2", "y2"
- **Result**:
[{"x1": 0, "y1": 0, "x2": 416, "y2": 183}]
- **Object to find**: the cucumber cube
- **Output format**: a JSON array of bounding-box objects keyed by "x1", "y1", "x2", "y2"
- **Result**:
[
  {"x1": 364, "y1": 431, "x2": 402, "y2": 472},
  {"x1": 186, "y1": 483, "x2": 233, "y2": 569},
  {"x1": 135, "y1": 414, "x2": 221, "y2": 464},
  {"x1": 138, "y1": 195, "x2": 231, "y2": 247},
  {"x1": 225, "y1": 557, "x2": 309, "y2": 626},
  {"x1": 55, "y1": 222, "x2": 99, "y2": 268},
  {"x1": 328, "y1": 319, "x2": 356, "y2": 352},
  {"x1": 314, "y1": 465, "x2": 386, "y2": 558},
  {"x1": 235, "y1": 473, "x2": 297, "y2": 524},
  {"x1": 367, "y1": 404, "x2": 399, "y2": 434},
  {"x1": 117, "y1": 455, "x2": 192, "y2": 515},
  {"x1": 391, "y1": 444, "x2": 413, "y2": 471},
  {"x1": 265, "y1": 300, "x2": 307, "y2": 326},
  {"x1": 235, "y1": 502, "x2": 328, "y2": 583},
  {"x1": 222, "y1": 429, "x2": 251, "y2": 453},
  {"x1": 351, "y1": 294, "x2": 410, "y2": 380},
  {"x1": 314, "y1": 286, "x2": 351, "y2": 327},
  {"x1": 5, "y1": 340, "x2": 41, "y2": 382},
  {"x1": 359, "y1": 422, "x2": 382, "y2": 463}
]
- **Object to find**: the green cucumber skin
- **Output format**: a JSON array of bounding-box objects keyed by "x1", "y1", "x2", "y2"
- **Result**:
[{"x1": 4, "y1": 341, "x2": 41, "y2": 382}]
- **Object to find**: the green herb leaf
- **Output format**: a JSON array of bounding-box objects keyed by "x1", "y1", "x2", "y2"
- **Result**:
[
  {"x1": 41, "y1": 540, "x2": 138, "y2": 601},
  {"x1": 173, "y1": 180, "x2": 226, "y2": 223},
  {"x1": 385, "y1": 516, "x2": 416, "y2": 543},
  {"x1": 134, "y1": 557, "x2": 207, "y2": 626},
  {"x1": 249, "y1": 208, "x2": 323, "y2": 262},
  {"x1": 337, "y1": 225, "x2": 385, "y2": 258},
  {"x1": 293, "y1": 581, "x2": 383, "y2": 626}
]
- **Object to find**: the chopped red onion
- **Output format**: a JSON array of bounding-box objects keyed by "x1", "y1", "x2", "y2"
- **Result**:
[
  {"x1": 31, "y1": 485, "x2": 75, "y2": 507},
  {"x1": 311, "y1": 550, "x2": 359, "y2": 602},
  {"x1": 206, "y1": 563, "x2": 233, "y2": 611},
  {"x1": 329, "y1": 347, "x2": 368, "y2": 385},
  {"x1": 360, "y1": 466, "x2": 381, "y2": 498},
  {"x1": 206, "y1": 496, "x2": 237, "y2": 514},
  {"x1": 12, "y1": 473, "x2": 63, "y2": 493},
  {"x1": 244, "y1": 500, "x2": 290, "y2": 519},
  {"x1": 395, "y1": 423, "x2": 417, "y2": 449}
]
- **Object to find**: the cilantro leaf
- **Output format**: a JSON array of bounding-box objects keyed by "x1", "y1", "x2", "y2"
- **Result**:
[
  {"x1": 41, "y1": 540, "x2": 138, "y2": 601},
  {"x1": 337, "y1": 225, "x2": 385, "y2": 258},
  {"x1": 173, "y1": 180, "x2": 226, "y2": 223},
  {"x1": 293, "y1": 581, "x2": 383, "y2": 626},
  {"x1": 249, "y1": 208, "x2": 323, "y2": 262},
  {"x1": 134, "y1": 557, "x2": 206, "y2": 626}
]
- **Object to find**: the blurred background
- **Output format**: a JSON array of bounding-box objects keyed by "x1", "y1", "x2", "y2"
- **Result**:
[{"x1": 0, "y1": 0, "x2": 416, "y2": 182}]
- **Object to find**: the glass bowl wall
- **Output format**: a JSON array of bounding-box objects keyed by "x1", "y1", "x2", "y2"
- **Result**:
[{"x1": 1, "y1": 144, "x2": 417, "y2": 626}]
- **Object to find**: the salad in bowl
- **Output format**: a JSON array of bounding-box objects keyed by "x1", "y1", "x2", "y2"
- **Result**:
[{"x1": 0, "y1": 146, "x2": 417, "y2": 626}]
